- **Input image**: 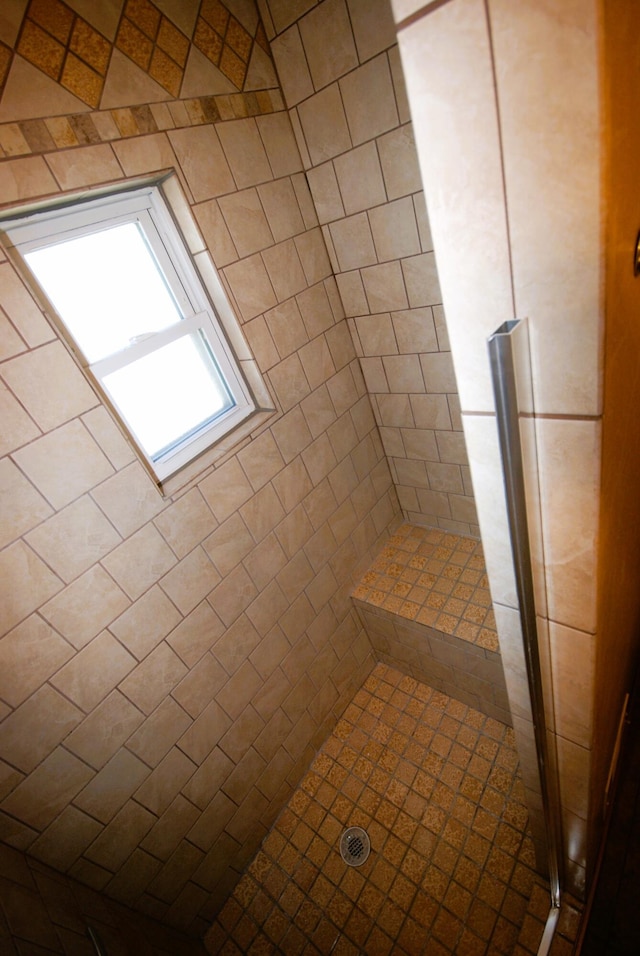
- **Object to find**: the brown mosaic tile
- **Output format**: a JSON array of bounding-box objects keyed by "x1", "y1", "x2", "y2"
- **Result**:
[
  {"x1": 116, "y1": 18, "x2": 154, "y2": 71},
  {"x1": 149, "y1": 47, "x2": 182, "y2": 97},
  {"x1": 125, "y1": 0, "x2": 161, "y2": 41},
  {"x1": 70, "y1": 19, "x2": 110, "y2": 75},
  {"x1": 194, "y1": 18, "x2": 223, "y2": 65},
  {"x1": 29, "y1": 0, "x2": 74, "y2": 45},
  {"x1": 18, "y1": 19, "x2": 65, "y2": 80},
  {"x1": 157, "y1": 17, "x2": 189, "y2": 68},
  {"x1": 60, "y1": 53, "x2": 102, "y2": 108}
]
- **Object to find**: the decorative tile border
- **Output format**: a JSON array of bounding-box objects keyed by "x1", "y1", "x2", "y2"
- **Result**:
[
  {"x1": 4, "y1": 0, "x2": 274, "y2": 108},
  {"x1": 0, "y1": 88, "x2": 283, "y2": 159}
]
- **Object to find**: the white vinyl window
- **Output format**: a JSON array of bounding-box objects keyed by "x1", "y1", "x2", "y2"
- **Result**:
[{"x1": 1, "y1": 186, "x2": 256, "y2": 482}]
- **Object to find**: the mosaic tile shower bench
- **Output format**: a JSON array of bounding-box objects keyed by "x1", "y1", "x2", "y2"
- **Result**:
[{"x1": 352, "y1": 525, "x2": 511, "y2": 725}]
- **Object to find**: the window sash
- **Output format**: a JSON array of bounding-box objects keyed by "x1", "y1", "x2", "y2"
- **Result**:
[{"x1": 1, "y1": 185, "x2": 256, "y2": 482}]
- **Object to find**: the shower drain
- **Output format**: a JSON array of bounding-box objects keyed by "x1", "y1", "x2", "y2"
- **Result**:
[{"x1": 340, "y1": 826, "x2": 371, "y2": 866}]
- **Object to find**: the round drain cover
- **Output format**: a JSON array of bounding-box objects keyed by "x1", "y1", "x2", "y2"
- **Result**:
[{"x1": 340, "y1": 826, "x2": 371, "y2": 866}]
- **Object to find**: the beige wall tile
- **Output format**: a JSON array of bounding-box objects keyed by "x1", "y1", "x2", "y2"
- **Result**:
[
  {"x1": 218, "y1": 188, "x2": 274, "y2": 257},
  {"x1": 29, "y1": 806, "x2": 102, "y2": 871},
  {"x1": 119, "y1": 643, "x2": 189, "y2": 716},
  {"x1": 238, "y1": 429, "x2": 285, "y2": 492},
  {"x1": 299, "y1": 0, "x2": 358, "y2": 90},
  {"x1": 203, "y1": 513, "x2": 255, "y2": 577},
  {"x1": 40, "y1": 565, "x2": 129, "y2": 650},
  {"x1": 240, "y1": 483, "x2": 285, "y2": 542},
  {"x1": 224, "y1": 252, "x2": 277, "y2": 320},
  {"x1": 64, "y1": 691, "x2": 144, "y2": 771},
  {"x1": 295, "y1": 228, "x2": 333, "y2": 286},
  {"x1": 154, "y1": 489, "x2": 217, "y2": 560},
  {"x1": 91, "y1": 462, "x2": 165, "y2": 539},
  {"x1": 340, "y1": 53, "x2": 398, "y2": 146},
  {"x1": 361, "y1": 261, "x2": 408, "y2": 313},
  {"x1": 45, "y1": 144, "x2": 122, "y2": 190},
  {"x1": 258, "y1": 179, "x2": 305, "y2": 242},
  {"x1": 490, "y1": 0, "x2": 601, "y2": 416},
  {"x1": 306, "y1": 161, "x2": 345, "y2": 225},
  {"x1": 172, "y1": 654, "x2": 226, "y2": 719},
  {"x1": 348, "y1": 0, "x2": 397, "y2": 62},
  {"x1": 193, "y1": 198, "x2": 238, "y2": 268},
  {"x1": 383, "y1": 355, "x2": 424, "y2": 394},
  {"x1": 392, "y1": 308, "x2": 437, "y2": 354},
  {"x1": 159, "y1": 546, "x2": 221, "y2": 616},
  {"x1": 81, "y1": 407, "x2": 136, "y2": 471},
  {"x1": 1, "y1": 342, "x2": 97, "y2": 433},
  {"x1": 141, "y1": 795, "x2": 201, "y2": 861},
  {"x1": 51, "y1": 631, "x2": 137, "y2": 714},
  {"x1": 165, "y1": 601, "x2": 224, "y2": 670},
  {"x1": 134, "y1": 747, "x2": 198, "y2": 816},
  {"x1": 0, "y1": 458, "x2": 52, "y2": 549},
  {"x1": 420, "y1": 352, "x2": 457, "y2": 394},
  {"x1": 110, "y1": 587, "x2": 182, "y2": 662},
  {"x1": 0, "y1": 155, "x2": 59, "y2": 204},
  {"x1": 270, "y1": 24, "x2": 314, "y2": 106},
  {"x1": 300, "y1": 337, "x2": 335, "y2": 392},
  {"x1": 549, "y1": 622, "x2": 594, "y2": 750},
  {"x1": 536, "y1": 418, "x2": 600, "y2": 633},
  {"x1": 217, "y1": 119, "x2": 272, "y2": 189},
  {"x1": 0, "y1": 615, "x2": 73, "y2": 708},
  {"x1": 0, "y1": 540, "x2": 62, "y2": 637},
  {"x1": 102, "y1": 525, "x2": 177, "y2": 602},
  {"x1": 256, "y1": 113, "x2": 304, "y2": 178},
  {"x1": 209, "y1": 563, "x2": 258, "y2": 627},
  {"x1": 74, "y1": 750, "x2": 150, "y2": 824},
  {"x1": 262, "y1": 238, "x2": 308, "y2": 301},
  {"x1": 0, "y1": 684, "x2": 82, "y2": 773},
  {"x1": 12, "y1": 419, "x2": 113, "y2": 510},
  {"x1": 26, "y1": 495, "x2": 121, "y2": 583},
  {"x1": 269, "y1": 352, "x2": 312, "y2": 412},
  {"x1": 168, "y1": 126, "x2": 235, "y2": 201},
  {"x1": 199, "y1": 457, "x2": 255, "y2": 524},
  {"x1": 0, "y1": 263, "x2": 55, "y2": 349},
  {"x1": 125, "y1": 696, "x2": 192, "y2": 769},
  {"x1": 398, "y1": 0, "x2": 514, "y2": 412},
  {"x1": 84, "y1": 800, "x2": 156, "y2": 872},
  {"x1": 378, "y1": 125, "x2": 421, "y2": 200},
  {"x1": 265, "y1": 298, "x2": 308, "y2": 359},
  {"x1": 297, "y1": 84, "x2": 352, "y2": 166},
  {"x1": 297, "y1": 283, "x2": 336, "y2": 338},
  {"x1": 369, "y1": 196, "x2": 420, "y2": 262},
  {"x1": 1, "y1": 747, "x2": 94, "y2": 831},
  {"x1": 338, "y1": 139, "x2": 388, "y2": 212},
  {"x1": 0, "y1": 381, "x2": 40, "y2": 457},
  {"x1": 329, "y1": 213, "x2": 376, "y2": 272}
]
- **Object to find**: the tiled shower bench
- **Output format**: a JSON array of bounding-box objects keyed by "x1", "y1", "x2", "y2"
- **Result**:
[{"x1": 351, "y1": 523, "x2": 511, "y2": 725}]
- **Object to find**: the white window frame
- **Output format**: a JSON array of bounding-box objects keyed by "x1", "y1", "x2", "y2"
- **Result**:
[{"x1": 1, "y1": 184, "x2": 258, "y2": 483}]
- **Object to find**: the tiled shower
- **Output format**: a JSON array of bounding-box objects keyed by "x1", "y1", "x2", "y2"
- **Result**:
[{"x1": 0, "y1": 0, "x2": 602, "y2": 951}]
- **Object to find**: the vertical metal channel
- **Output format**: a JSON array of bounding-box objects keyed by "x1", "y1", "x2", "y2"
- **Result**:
[{"x1": 487, "y1": 320, "x2": 563, "y2": 943}]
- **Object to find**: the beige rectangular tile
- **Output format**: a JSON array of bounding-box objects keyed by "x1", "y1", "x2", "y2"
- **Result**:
[
  {"x1": 0, "y1": 684, "x2": 82, "y2": 774},
  {"x1": 12, "y1": 420, "x2": 113, "y2": 510},
  {"x1": 159, "y1": 546, "x2": 221, "y2": 616},
  {"x1": 50, "y1": 631, "x2": 137, "y2": 713},
  {"x1": 217, "y1": 119, "x2": 272, "y2": 189},
  {"x1": 0, "y1": 458, "x2": 52, "y2": 550},
  {"x1": 110, "y1": 586, "x2": 182, "y2": 662},
  {"x1": 125, "y1": 697, "x2": 192, "y2": 768},
  {"x1": 40, "y1": 565, "x2": 129, "y2": 650},
  {"x1": 84, "y1": 800, "x2": 156, "y2": 871},
  {"x1": 102, "y1": 524, "x2": 178, "y2": 602},
  {"x1": 0, "y1": 380, "x2": 41, "y2": 457},
  {"x1": 134, "y1": 747, "x2": 197, "y2": 816},
  {"x1": 91, "y1": 462, "x2": 165, "y2": 538},
  {"x1": 0, "y1": 540, "x2": 62, "y2": 637},
  {"x1": 26, "y1": 495, "x2": 121, "y2": 584},
  {"x1": 45, "y1": 144, "x2": 122, "y2": 190},
  {"x1": 74, "y1": 750, "x2": 150, "y2": 824},
  {"x1": 1, "y1": 748, "x2": 94, "y2": 831},
  {"x1": 119, "y1": 643, "x2": 188, "y2": 716},
  {"x1": 64, "y1": 691, "x2": 144, "y2": 771}
]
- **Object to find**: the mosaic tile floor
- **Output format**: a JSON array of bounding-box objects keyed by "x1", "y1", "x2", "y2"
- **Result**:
[
  {"x1": 205, "y1": 664, "x2": 581, "y2": 955},
  {"x1": 352, "y1": 525, "x2": 499, "y2": 653}
]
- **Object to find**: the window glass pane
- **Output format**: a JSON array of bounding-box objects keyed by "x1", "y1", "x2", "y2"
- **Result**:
[
  {"x1": 25, "y1": 222, "x2": 182, "y2": 362},
  {"x1": 102, "y1": 330, "x2": 234, "y2": 460}
]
